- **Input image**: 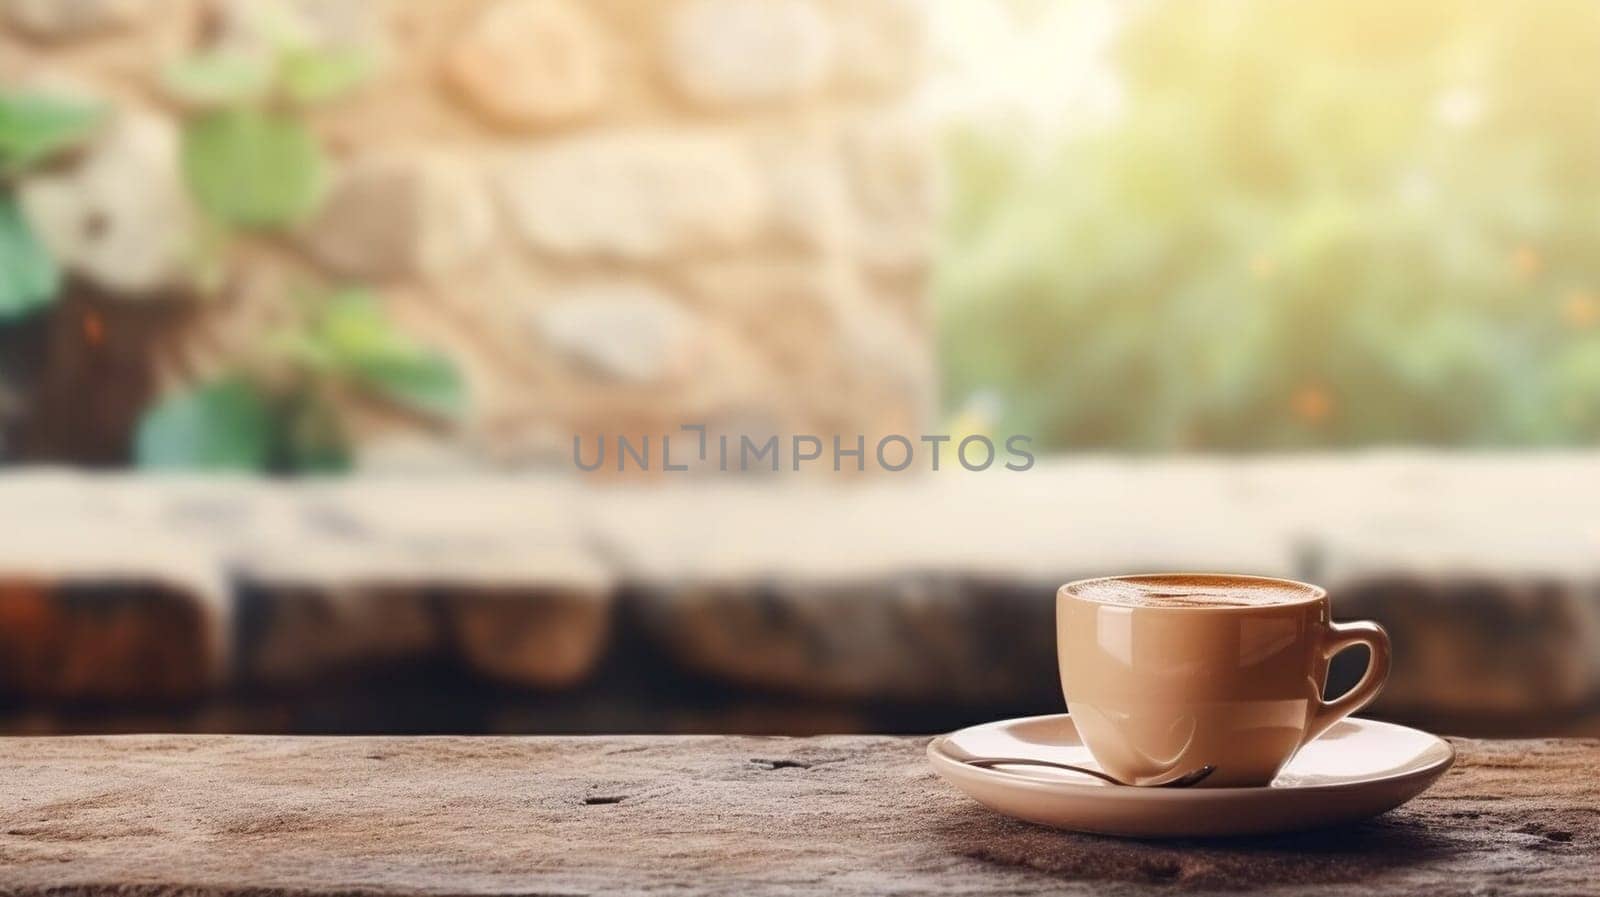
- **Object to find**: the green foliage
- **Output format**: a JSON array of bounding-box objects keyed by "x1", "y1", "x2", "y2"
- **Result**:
[
  {"x1": 350, "y1": 352, "x2": 463, "y2": 419},
  {"x1": 135, "y1": 288, "x2": 464, "y2": 473},
  {"x1": 163, "y1": 50, "x2": 275, "y2": 106},
  {"x1": 135, "y1": 377, "x2": 355, "y2": 473},
  {"x1": 284, "y1": 289, "x2": 466, "y2": 419},
  {"x1": 0, "y1": 92, "x2": 102, "y2": 321},
  {"x1": 182, "y1": 108, "x2": 326, "y2": 228},
  {"x1": 0, "y1": 93, "x2": 104, "y2": 176},
  {"x1": 938, "y1": 0, "x2": 1600, "y2": 450},
  {"x1": 166, "y1": 1, "x2": 376, "y2": 233},
  {"x1": 163, "y1": 45, "x2": 373, "y2": 109},
  {"x1": 279, "y1": 47, "x2": 376, "y2": 106},
  {"x1": 0, "y1": 194, "x2": 59, "y2": 320},
  {"x1": 135, "y1": 1, "x2": 401, "y2": 470},
  {"x1": 135, "y1": 377, "x2": 275, "y2": 470}
]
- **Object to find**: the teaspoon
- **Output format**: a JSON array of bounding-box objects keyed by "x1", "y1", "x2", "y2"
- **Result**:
[{"x1": 942, "y1": 744, "x2": 1216, "y2": 788}]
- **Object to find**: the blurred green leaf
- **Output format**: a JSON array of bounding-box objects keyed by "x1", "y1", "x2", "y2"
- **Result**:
[
  {"x1": 182, "y1": 108, "x2": 326, "y2": 228},
  {"x1": 0, "y1": 193, "x2": 60, "y2": 320},
  {"x1": 280, "y1": 47, "x2": 375, "y2": 106},
  {"x1": 135, "y1": 377, "x2": 275, "y2": 470},
  {"x1": 162, "y1": 51, "x2": 275, "y2": 106},
  {"x1": 313, "y1": 289, "x2": 404, "y2": 364},
  {"x1": 275, "y1": 289, "x2": 467, "y2": 419},
  {"x1": 0, "y1": 93, "x2": 104, "y2": 176},
  {"x1": 318, "y1": 290, "x2": 466, "y2": 418},
  {"x1": 135, "y1": 289, "x2": 461, "y2": 472},
  {"x1": 350, "y1": 351, "x2": 465, "y2": 419}
]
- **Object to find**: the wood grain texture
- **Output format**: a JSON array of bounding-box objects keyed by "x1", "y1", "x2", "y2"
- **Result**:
[{"x1": 0, "y1": 735, "x2": 1595, "y2": 895}]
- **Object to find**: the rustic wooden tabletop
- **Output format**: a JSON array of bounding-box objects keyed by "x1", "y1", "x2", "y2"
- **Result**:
[{"x1": 0, "y1": 735, "x2": 1594, "y2": 895}]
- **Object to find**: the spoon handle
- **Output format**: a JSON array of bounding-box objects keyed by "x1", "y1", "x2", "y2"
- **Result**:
[
  {"x1": 959, "y1": 756, "x2": 1123, "y2": 785},
  {"x1": 959, "y1": 756, "x2": 1217, "y2": 788}
]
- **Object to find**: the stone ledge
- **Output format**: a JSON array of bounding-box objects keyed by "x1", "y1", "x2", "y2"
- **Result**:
[
  {"x1": 2, "y1": 455, "x2": 1600, "y2": 728},
  {"x1": 0, "y1": 475, "x2": 229, "y2": 700}
]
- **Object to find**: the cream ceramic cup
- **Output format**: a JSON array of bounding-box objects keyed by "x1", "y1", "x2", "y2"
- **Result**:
[{"x1": 1057, "y1": 573, "x2": 1391, "y2": 788}]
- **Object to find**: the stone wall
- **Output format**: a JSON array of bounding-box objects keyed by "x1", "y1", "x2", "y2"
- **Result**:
[{"x1": 0, "y1": 0, "x2": 934, "y2": 466}]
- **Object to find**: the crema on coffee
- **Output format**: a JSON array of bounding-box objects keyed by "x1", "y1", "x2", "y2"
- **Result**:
[{"x1": 1067, "y1": 574, "x2": 1319, "y2": 609}]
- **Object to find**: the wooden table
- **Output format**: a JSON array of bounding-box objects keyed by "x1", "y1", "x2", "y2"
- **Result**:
[{"x1": 0, "y1": 735, "x2": 1595, "y2": 895}]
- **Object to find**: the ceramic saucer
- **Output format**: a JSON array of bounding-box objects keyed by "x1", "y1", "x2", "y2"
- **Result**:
[{"x1": 928, "y1": 713, "x2": 1454, "y2": 838}]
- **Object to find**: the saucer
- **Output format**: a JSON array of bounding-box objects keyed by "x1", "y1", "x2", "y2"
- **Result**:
[{"x1": 928, "y1": 714, "x2": 1454, "y2": 838}]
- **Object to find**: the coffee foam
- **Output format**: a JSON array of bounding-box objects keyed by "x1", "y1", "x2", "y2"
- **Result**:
[{"x1": 1069, "y1": 575, "x2": 1317, "y2": 609}]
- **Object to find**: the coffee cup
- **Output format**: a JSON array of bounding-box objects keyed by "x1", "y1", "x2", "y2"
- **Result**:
[{"x1": 1057, "y1": 573, "x2": 1390, "y2": 788}]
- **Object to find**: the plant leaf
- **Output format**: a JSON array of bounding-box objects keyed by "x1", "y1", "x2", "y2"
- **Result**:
[
  {"x1": 182, "y1": 108, "x2": 326, "y2": 228},
  {"x1": 351, "y1": 351, "x2": 465, "y2": 419},
  {"x1": 135, "y1": 377, "x2": 275, "y2": 470},
  {"x1": 298, "y1": 289, "x2": 467, "y2": 418},
  {"x1": 0, "y1": 93, "x2": 104, "y2": 175},
  {"x1": 279, "y1": 47, "x2": 375, "y2": 106},
  {"x1": 0, "y1": 192, "x2": 60, "y2": 320},
  {"x1": 162, "y1": 51, "x2": 275, "y2": 107},
  {"x1": 314, "y1": 289, "x2": 402, "y2": 360}
]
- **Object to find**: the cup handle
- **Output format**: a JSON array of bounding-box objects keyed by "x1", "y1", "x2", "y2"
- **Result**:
[{"x1": 1304, "y1": 620, "x2": 1391, "y2": 745}]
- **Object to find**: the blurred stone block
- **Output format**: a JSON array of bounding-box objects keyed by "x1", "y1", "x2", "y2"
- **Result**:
[
  {"x1": 1335, "y1": 575, "x2": 1600, "y2": 720},
  {"x1": 0, "y1": 476, "x2": 230, "y2": 700},
  {"x1": 497, "y1": 133, "x2": 766, "y2": 260},
  {"x1": 831, "y1": 0, "x2": 925, "y2": 95},
  {"x1": 842, "y1": 116, "x2": 938, "y2": 274},
  {"x1": 665, "y1": 0, "x2": 832, "y2": 107},
  {"x1": 0, "y1": 577, "x2": 225, "y2": 701},
  {"x1": 231, "y1": 480, "x2": 614, "y2": 690},
  {"x1": 2, "y1": 0, "x2": 148, "y2": 39},
  {"x1": 233, "y1": 579, "x2": 441, "y2": 689},
  {"x1": 19, "y1": 112, "x2": 193, "y2": 295},
  {"x1": 445, "y1": 0, "x2": 610, "y2": 129},
  {"x1": 238, "y1": 573, "x2": 615, "y2": 691},
  {"x1": 637, "y1": 573, "x2": 1059, "y2": 704},
  {"x1": 303, "y1": 154, "x2": 495, "y2": 280},
  {"x1": 450, "y1": 576, "x2": 613, "y2": 689},
  {"x1": 533, "y1": 283, "x2": 701, "y2": 385}
]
